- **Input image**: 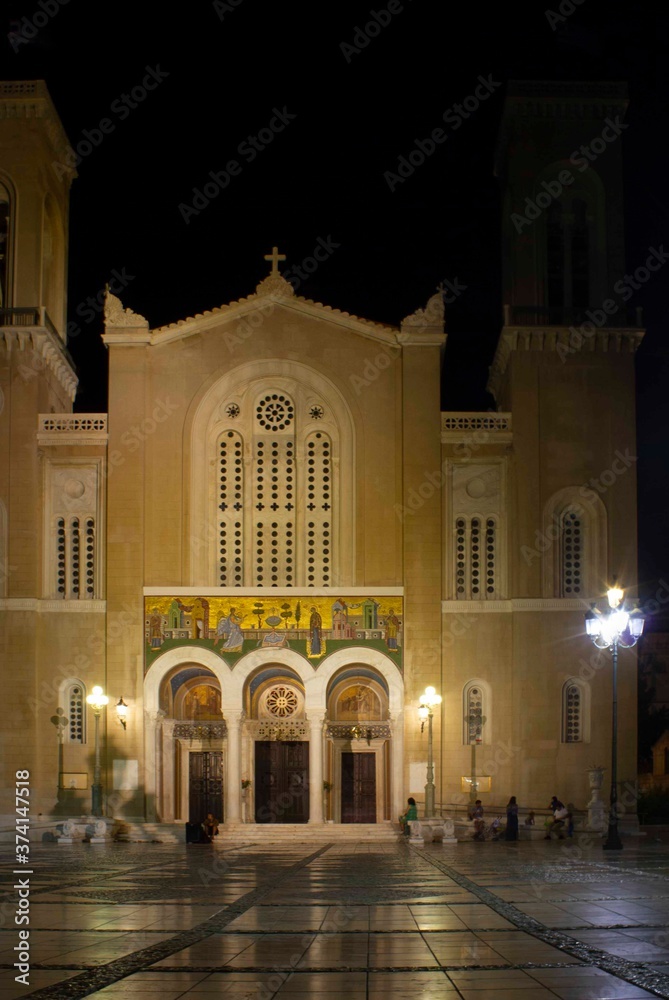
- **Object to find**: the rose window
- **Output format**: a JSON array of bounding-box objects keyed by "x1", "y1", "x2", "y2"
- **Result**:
[
  {"x1": 256, "y1": 394, "x2": 294, "y2": 431},
  {"x1": 265, "y1": 685, "x2": 299, "y2": 717}
]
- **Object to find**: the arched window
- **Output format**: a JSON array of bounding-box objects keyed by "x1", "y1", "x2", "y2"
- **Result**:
[
  {"x1": 189, "y1": 361, "x2": 355, "y2": 587},
  {"x1": 537, "y1": 165, "x2": 607, "y2": 321},
  {"x1": 560, "y1": 507, "x2": 583, "y2": 597},
  {"x1": 546, "y1": 198, "x2": 591, "y2": 318},
  {"x1": 66, "y1": 682, "x2": 86, "y2": 743},
  {"x1": 561, "y1": 678, "x2": 590, "y2": 743},
  {"x1": 463, "y1": 680, "x2": 490, "y2": 744},
  {"x1": 542, "y1": 488, "x2": 606, "y2": 600}
]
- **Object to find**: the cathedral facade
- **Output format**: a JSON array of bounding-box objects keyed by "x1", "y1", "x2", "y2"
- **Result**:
[{"x1": 0, "y1": 80, "x2": 642, "y2": 834}]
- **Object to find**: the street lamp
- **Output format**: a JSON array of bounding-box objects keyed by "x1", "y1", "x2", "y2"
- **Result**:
[
  {"x1": 585, "y1": 586, "x2": 644, "y2": 850},
  {"x1": 86, "y1": 685, "x2": 108, "y2": 816},
  {"x1": 418, "y1": 685, "x2": 442, "y2": 818}
]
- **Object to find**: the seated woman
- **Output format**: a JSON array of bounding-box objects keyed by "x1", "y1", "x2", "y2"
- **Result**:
[{"x1": 399, "y1": 797, "x2": 418, "y2": 836}]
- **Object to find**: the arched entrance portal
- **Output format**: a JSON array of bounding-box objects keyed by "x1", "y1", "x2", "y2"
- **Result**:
[
  {"x1": 155, "y1": 663, "x2": 226, "y2": 824},
  {"x1": 144, "y1": 645, "x2": 404, "y2": 827},
  {"x1": 242, "y1": 666, "x2": 308, "y2": 823},
  {"x1": 325, "y1": 666, "x2": 391, "y2": 823}
]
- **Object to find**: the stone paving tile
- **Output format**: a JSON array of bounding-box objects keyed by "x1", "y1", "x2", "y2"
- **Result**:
[{"x1": 3, "y1": 842, "x2": 669, "y2": 1000}]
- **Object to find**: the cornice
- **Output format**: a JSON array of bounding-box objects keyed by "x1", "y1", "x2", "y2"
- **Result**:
[
  {"x1": 487, "y1": 326, "x2": 645, "y2": 401},
  {"x1": 442, "y1": 598, "x2": 591, "y2": 613},
  {"x1": 0, "y1": 599, "x2": 106, "y2": 613},
  {"x1": 1, "y1": 327, "x2": 78, "y2": 400},
  {"x1": 143, "y1": 586, "x2": 404, "y2": 597},
  {"x1": 0, "y1": 81, "x2": 77, "y2": 184}
]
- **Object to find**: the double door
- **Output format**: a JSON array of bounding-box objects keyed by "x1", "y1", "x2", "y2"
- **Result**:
[
  {"x1": 188, "y1": 751, "x2": 223, "y2": 824},
  {"x1": 255, "y1": 741, "x2": 309, "y2": 823},
  {"x1": 341, "y1": 751, "x2": 376, "y2": 823}
]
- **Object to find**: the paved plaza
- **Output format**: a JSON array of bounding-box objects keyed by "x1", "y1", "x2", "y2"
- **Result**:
[{"x1": 1, "y1": 837, "x2": 669, "y2": 999}]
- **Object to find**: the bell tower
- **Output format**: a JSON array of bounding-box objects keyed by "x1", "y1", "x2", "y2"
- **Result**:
[{"x1": 0, "y1": 80, "x2": 76, "y2": 338}]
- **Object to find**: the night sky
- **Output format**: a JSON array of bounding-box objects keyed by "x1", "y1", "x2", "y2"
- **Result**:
[{"x1": 3, "y1": 1, "x2": 669, "y2": 624}]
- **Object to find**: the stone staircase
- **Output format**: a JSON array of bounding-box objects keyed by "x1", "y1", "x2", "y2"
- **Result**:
[
  {"x1": 117, "y1": 821, "x2": 401, "y2": 845},
  {"x1": 219, "y1": 822, "x2": 401, "y2": 845}
]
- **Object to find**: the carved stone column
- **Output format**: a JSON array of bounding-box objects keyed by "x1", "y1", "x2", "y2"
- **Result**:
[
  {"x1": 144, "y1": 709, "x2": 166, "y2": 823},
  {"x1": 308, "y1": 715, "x2": 324, "y2": 824},
  {"x1": 390, "y1": 711, "x2": 404, "y2": 825},
  {"x1": 161, "y1": 719, "x2": 176, "y2": 822},
  {"x1": 226, "y1": 713, "x2": 242, "y2": 823}
]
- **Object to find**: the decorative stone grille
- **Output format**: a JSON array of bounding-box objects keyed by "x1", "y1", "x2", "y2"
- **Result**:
[
  {"x1": 173, "y1": 723, "x2": 227, "y2": 740},
  {"x1": 326, "y1": 724, "x2": 391, "y2": 740},
  {"x1": 246, "y1": 719, "x2": 309, "y2": 741}
]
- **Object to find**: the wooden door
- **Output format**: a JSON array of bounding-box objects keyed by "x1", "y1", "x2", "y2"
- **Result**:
[
  {"x1": 341, "y1": 752, "x2": 376, "y2": 823},
  {"x1": 254, "y1": 741, "x2": 309, "y2": 823},
  {"x1": 188, "y1": 751, "x2": 223, "y2": 824}
]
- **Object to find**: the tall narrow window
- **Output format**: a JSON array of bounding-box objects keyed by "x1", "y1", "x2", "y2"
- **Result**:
[
  {"x1": 218, "y1": 431, "x2": 244, "y2": 586},
  {"x1": 253, "y1": 395, "x2": 295, "y2": 587},
  {"x1": 560, "y1": 509, "x2": 583, "y2": 596},
  {"x1": 562, "y1": 681, "x2": 582, "y2": 743},
  {"x1": 68, "y1": 684, "x2": 85, "y2": 743},
  {"x1": 546, "y1": 196, "x2": 591, "y2": 321},
  {"x1": 463, "y1": 681, "x2": 489, "y2": 744},
  {"x1": 467, "y1": 686, "x2": 483, "y2": 743},
  {"x1": 305, "y1": 432, "x2": 332, "y2": 587}
]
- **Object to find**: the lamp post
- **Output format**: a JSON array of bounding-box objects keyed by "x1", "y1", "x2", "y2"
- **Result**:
[
  {"x1": 584, "y1": 586, "x2": 644, "y2": 850},
  {"x1": 86, "y1": 685, "x2": 108, "y2": 816},
  {"x1": 418, "y1": 686, "x2": 442, "y2": 818}
]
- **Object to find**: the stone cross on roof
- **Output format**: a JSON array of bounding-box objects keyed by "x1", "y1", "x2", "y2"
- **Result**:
[{"x1": 264, "y1": 246, "x2": 286, "y2": 275}]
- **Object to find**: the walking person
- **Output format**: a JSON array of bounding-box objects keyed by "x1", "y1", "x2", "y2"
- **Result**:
[{"x1": 505, "y1": 795, "x2": 519, "y2": 841}]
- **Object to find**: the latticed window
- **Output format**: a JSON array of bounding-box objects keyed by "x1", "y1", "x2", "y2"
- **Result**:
[
  {"x1": 305, "y1": 432, "x2": 331, "y2": 587},
  {"x1": 455, "y1": 516, "x2": 497, "y2": 599},
  {"x1": 560, "y1": 509, "x2": 582, "y2": 596},
  {"x1": 563, "y1": 682, "x2": 581, "y2": 742},
  {"x1": 56, "y1": 516, "x2": 96, "y2": 599},
  {"x1": 218, "y1": 431, "x2": 244, "y2": 586},
  {"x1": 216, "y1": 392, "x2": 335, "y2": 587},
  {"x1": 68, "y1": 684, "x2": 85, "y2": 743},
  {"x1": 466, "y1": 686, "x2": 484, "y2": 744}
]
